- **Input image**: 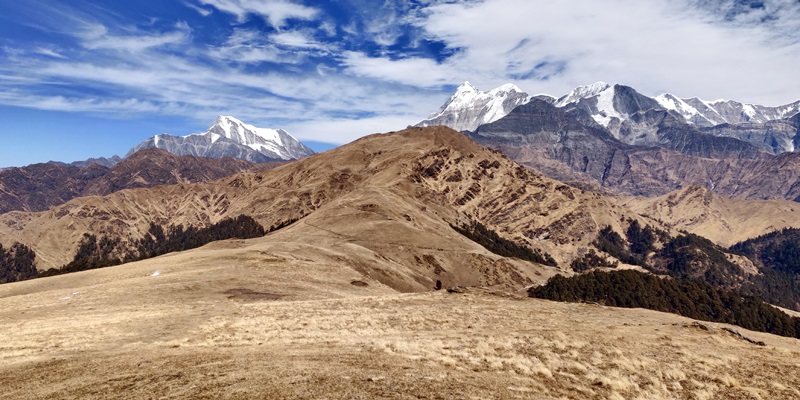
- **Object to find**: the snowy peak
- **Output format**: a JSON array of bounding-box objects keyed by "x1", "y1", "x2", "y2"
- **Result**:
[
  {"x1": 454, "y1": 81, "x2": 479, "y2": 95},
  {"x1": 555, "y1": 82, "x2": 612, "y2": 107},
  {"x1": 418, "y1": 80, "x2": 800, "y2": 153},
  {"x1": 489, "y1": 83, "x2": 524, "y2": 95},
  {"x1": 658, "y1": 96, "x2": 800, "y2": 126},
  {"x1": 127, "y1": 116, "x2": 314, "y2": 163},
  {"x1": 416, "y1": 82, "x2": 530, "y2": 132},
  {"x1": 207, "y1": 115, "x2": 291, "y2": 155}
]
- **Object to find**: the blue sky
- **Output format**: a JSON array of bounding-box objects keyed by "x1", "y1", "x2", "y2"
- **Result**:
[{"x1": 2, "y1": 0, "x2": 800, "y2": 167}]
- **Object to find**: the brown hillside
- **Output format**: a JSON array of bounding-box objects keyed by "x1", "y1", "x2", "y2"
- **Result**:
[
  {"x1": 2, "y1": 127, "x2": 800, "y2": 399},
  {"x1": 0, "y1": 149, "x2": 259, "y2": 214},
  {"x1": 622, "y1": 186, "x2": 800, "y2": 247},
  {"x1": 0, "y1": 127, "x2": 652, "y2": 290},
  {"x1": 0, "y1": 249, "x2": 798, "y2": 399}
]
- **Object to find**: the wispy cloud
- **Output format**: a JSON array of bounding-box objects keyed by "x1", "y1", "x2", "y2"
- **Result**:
[
  {"x1": 342, "y1": 51, "x2": 460, "y2": 88},
  {"x1": 33, "y1": 47, "x2": 66, "y2": 59},
  {"x1": 329, "y1": 0, "x2": 799, "y2": 104},
  {"x1": 196, "y1": 0, "x2": 319, "y2": 28},
  {"x1": 184, "y1": 1, "x2": 213, "y2": 17},
  {"x1": 78, "y1": 22, "x2": 191, "y2": 53}
]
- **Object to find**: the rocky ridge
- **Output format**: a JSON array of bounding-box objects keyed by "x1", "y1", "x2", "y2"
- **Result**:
[{"x1": 0, "y1": 149, "x2": 259, "y2": 214}]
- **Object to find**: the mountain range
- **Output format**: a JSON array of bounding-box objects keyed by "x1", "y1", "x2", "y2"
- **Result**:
[
  {"x1": 419, "y1": 82, "x2": 800, "y2": 200},
  {"x1": 0, "y1": 149, "x2": 265, "y2": 214},
  {"x1": 128, "y1": 115, "x2": 315, "y2": 162}
]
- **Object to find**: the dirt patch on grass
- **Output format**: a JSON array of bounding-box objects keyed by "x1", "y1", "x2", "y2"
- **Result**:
[{"x1": 223, "y1": 288, "x2": 284, "y2": 301}]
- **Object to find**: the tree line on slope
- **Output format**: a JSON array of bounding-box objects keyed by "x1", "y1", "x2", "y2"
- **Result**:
[
  {"x1": 729, "y1": 228, "x2": 800, "y2": 311},
  {"x1": 452, "y1": 220, "x2": 558, "y2": 266},
  {"x1": 0, "y1": 243, "x2": 37, "y2": 284},
  {"x1": 583, "y1": 220, "x2": 800, "y2": 311},
  {"x1": 0, "y1": 215, "x2": 282, "y2": 282},
  {"x1": 529, "y1": 269, "x2": 800, "y2": 340},
  {"x1": 40, "y1": 215, "x2": 268, "y2": 277}
]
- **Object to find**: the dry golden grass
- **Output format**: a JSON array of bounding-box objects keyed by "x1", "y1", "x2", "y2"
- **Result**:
[
  {"x1": 622, "y1": 185, "x2": 800, "y2": 247},
  {"x1": 1, "y1": 240, "x2": 799, "y2": 399}
]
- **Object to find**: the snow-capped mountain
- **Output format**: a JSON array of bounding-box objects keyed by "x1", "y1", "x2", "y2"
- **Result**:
[
  {"x1": 655, "y1": 95, "x2": 800, "y2": 127},
  {"x1": 421, "y1": 81, "x2": 800, "y2": 154},
  {"x1": 554, "y1": 81, "x2": 613, "y2": 108},
  {"x1": 415, "y1": 82, "x2": 530, "y2": 132},
  {"x1": 127, "y1": 116, "x2": 315, "y2": 163},
  {"x1": 556, "y1": 82, "x2": 662, "y2": 129}
]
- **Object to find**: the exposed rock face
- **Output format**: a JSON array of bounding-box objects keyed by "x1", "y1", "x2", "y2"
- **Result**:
[
  {"x1": 466, "y1": 100, "x2": 800, "y2": 200},
  {"x1": 700, "y1": 115, "x2": 800, "y2": 154},
  {"x1": 415, "y1": 82, "x2": 531, "y2": 132},
  {"x1": 0, "y1": 149, "x2": 258, "y2": 214},
  {"x1": 128, "y1": 116, "x2": 315, "y2": 162}
]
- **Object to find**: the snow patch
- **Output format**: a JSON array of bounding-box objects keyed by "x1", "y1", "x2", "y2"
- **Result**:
[
  {"x1": 555, "y1": 81, "x2": 610, "y2": 107},
  {"x1": 742, "y1": 104, "x2": 756, "y2": 119},
  {"x1": 591, "y1": 85, "x2": 621, "y2": 127}
]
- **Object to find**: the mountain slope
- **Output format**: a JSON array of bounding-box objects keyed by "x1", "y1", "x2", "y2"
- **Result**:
[
  {"x1": 621, "y1": 186, "x2": 800, "y2": 247},
  {"x1": 0, "y1": 127, "x2": 654, "y2": 287},
  {"x1": 415, "y1": 82, "x2": 531, "y2": 131},
  {"x1": 128, "y1": 116, "x2": 315, "y2": 162},
  {"x1": 2, "y1": 267, "x2": 799, "y2": 399},
  {"x1": 0, "y1": 149, "x2": 258, "y2": 214},
  {"x1": 465, "y1": 98, "x2": 800, "y2": 200}
]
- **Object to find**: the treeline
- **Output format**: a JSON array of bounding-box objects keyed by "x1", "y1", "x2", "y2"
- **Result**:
[
  {"x1": 0, "y1": 243, "x2": 37, "y2": 284},
  {"x1": 730, "y1": 228, "x2": 800, "y2": 310},
  {"x1": 39, "y1": 215, "x2": 269, "y2": 278},
  {"x1": 591, "y1": 221, "x2": 768, "y2": 294},
  {"x1": 654, "y1": 233, "x2": 741, "y2": 286},
  {"x1": 593, "y1": 220, "x2": 668, "y2": 267},
  {"x1": 731, "y1": 228, "x2": 800, "y2": 275},
  {"x1": 529, "y1": 270, "x2": 800, "y2": 340},
  {"x1": 570, "y1": 249, "x2": 617, "y2": 272},
  {"x1": 452, "y1": 220, "x2": 557, "y2": 266},
  {"x1": 581, "y1": 220, "x2": 800, "y2": 311}
]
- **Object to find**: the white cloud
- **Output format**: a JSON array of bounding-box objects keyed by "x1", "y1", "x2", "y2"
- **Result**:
[
  {"x1": 78, "y1": 22, "x2": 190, "y2": 53},
  {"x1": 184, "y1": 1, "x2": 213, "y2": 17},
  {"x1": 0, "y1": 90, "x2": 168, "y2": 114},
  {"x1": 283, "y1": 114, "x2": 425, "y2": 144},
  {"x1": 270, "y1": 31, "x2": 326, "y2": 50},
  {"x1": 196, "y1": 0, "x2": 319, "y2": 28},
  {"x1": 33, "y1": 47, "x2": 66, "y2": 58},
  {"x1": 405, "y1": 0, "x2": 800, "y2": 105},
  {"x1": 342, "y1": 51, "x2": 461, "y2": 88}
]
